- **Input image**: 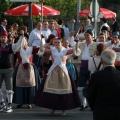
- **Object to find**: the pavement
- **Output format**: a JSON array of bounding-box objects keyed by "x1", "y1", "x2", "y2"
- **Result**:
[{"x1": 0, "y1": 82, "x2": 93, "y2": 120}]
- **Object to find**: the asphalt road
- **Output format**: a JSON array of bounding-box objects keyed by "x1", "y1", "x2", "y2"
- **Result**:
[{"x1": 0, "y1": 82, "x2": 93, "y2": 120}]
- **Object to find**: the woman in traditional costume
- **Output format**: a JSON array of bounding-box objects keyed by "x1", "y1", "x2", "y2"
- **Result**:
[
  {"x1": 42, "y1": 34, "x2": 56, "y2": 77},
  {"x1": 35, "y1": 38, "x2": 81, "y2": 116},
  {"x1": 13, "y1": 30, "x2": 41, "y2": 109},
  {"x1": 62, "y1": 39, "x2": 80, "y2": 86}
]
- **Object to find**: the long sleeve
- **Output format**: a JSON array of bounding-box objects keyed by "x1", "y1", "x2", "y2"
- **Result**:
[
  {"x1": 28, "y1": 30, "x2": 34, "y2": 46},
  {"x1": 12, "y1": 36, "x2": 25, "y2": 53},
  {"x1": 104, "y1": 41, "x2": 112, "y2": 47}
]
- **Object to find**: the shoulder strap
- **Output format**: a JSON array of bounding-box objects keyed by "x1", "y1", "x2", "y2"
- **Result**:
[
  {"x1": 93, "y1": 57, "x2": 98, "y2": 71},
  {"x1": 93, "y1": 57, "x2": 101, "y2": 71},
  {"x1": 97, "y1": 62, "x2": 101, "y2": 70}
]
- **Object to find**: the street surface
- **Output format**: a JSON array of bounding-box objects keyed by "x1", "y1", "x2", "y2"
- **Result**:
[{"x1": 0, "y1": 82, "x2": 93, "y2": 120}]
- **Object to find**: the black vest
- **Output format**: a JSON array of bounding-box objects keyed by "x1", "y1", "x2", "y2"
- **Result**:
[{"x1": 0, "y1": 44, "x2": 13, "y2": 69}]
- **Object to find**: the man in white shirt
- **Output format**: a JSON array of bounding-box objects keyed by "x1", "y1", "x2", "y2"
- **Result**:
[
  {"x1": 42, "y1": 20, "x2": 51, "y2": 41},
  {"x1": 28, "y1": 21, "x2": 45, "y2": 77},
  {"x1": 28, "y1": 22, "x2": 44, "y2": 47},
  {"x1": 77, "y1": 30, "x2": 93, "y2": 111},
  {"x1": 99, "y1": 18, "x2": 110, "y2": 33},
  {"x1": 78, "y1": 29, "x2": 114, "y2": 111}
]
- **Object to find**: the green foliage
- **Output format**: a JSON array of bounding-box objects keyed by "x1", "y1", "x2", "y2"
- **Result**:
[{"x1": 0, "y1": 0, "x2": 120, "y2": 27}]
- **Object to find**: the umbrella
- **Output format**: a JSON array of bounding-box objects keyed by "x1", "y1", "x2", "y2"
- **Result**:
[
  {"x1": 4, "y1": 3, "x2": 60, "y2": 16},
  {"x1": 79, "y1": 8, "x2": 116, "y2": 18}
]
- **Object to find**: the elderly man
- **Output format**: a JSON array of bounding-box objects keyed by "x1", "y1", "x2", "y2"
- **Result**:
[
  {"x1": 77, "y1": 29, "x2": 114, "y2": 110},
  {"x1": 28, "y1": 21, "x2": 45, "y2": 77},
  {"x1": 85, "y1": 19, "x2": 93, "y2": 31},
  {"x1": 87, "y1": 49, "x2": 120, "y2": 120},
  {"x1": 28, "y1": 21, "x2": 44, "y2": 47}
]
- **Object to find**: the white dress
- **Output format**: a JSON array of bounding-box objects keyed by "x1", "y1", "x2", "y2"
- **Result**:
[{"x1": 44, "y1": 46, "x2": 72, "y2": 94}]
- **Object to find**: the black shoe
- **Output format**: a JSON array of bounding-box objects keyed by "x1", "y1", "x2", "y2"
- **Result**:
[
  {"x1": 80, "y1": 106, "x2": 84, "y2": 111},
  {"x1": 84, "y1": 106, "x2": 88, "y2": 109},
  {"x1": 16, "y1": 104, "x2": 23, "y2": 108},
  {"x1": 80, "y1": 105, "x2": 88, "y2": 111}
]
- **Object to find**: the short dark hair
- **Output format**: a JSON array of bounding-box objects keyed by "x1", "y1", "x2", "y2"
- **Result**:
[
  {"x1": 0, "y1": 18, "x2": 7, "y2": 23},
  {"x1": 58, "y1": 19, "x2": 63, "y2": 25},
  {"x1": 99, "y1": 33, "x2": 105, "y2": 36},
  {"x1": 101, "y1": 18, "x2": 107, "y2": 23},
  {"x1": 85, "y1": 29, "x2": 93, "y2": 36},
  {"x1": 101, "y1": 26, "x2": 108, "y2": 31}
]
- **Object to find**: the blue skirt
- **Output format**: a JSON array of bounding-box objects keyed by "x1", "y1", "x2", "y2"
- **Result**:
[
  {"x1": 13, "y1": 64, "x2": 41, "y2": 104},
  {"x1": 66, "y1": 62, "x2": 76, "y2": 80}
]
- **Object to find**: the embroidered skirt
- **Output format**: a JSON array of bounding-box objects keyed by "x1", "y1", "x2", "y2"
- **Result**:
[{"x1": 34, "y1": 67, "x2": 81, "y2": 110}]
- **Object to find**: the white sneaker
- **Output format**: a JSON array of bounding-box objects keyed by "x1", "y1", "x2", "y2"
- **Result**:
[
  {"x1": 61, "y1": 110, "x2": 66, "y2": 116},
  {"x1": 6, "y1": 103, "x2": 13, "y2": 113},
  {"x1": 0, "y1": 102, "x2": 6, "y2": 112}
]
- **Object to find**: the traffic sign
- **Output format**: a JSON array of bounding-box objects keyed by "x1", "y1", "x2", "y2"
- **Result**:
[
  {"x1": 92, "y1": 18, "x2": 100, "y2": 22},
  {"x1": 6, "y1": 0, "x2": 39, "y2": 2},
  {"x1": 90, "y1": 0, "x2": 99, "y2": 17}
]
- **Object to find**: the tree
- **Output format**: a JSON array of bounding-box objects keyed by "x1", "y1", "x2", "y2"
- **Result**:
[{"x1": 1, "y1": 0, "x2": 119, "y2": 27}]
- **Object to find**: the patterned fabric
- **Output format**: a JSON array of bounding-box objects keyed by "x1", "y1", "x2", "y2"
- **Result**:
[{"x1": 16, "y1": 63, "x2": 36, "y2": 87}]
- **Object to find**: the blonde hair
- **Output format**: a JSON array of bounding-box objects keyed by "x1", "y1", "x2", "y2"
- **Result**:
[
  {"x1": 54, "y1": 20, "x2": 58, "y2": 29},
  {"x1": 12, "y1": 23, "x2": 19, "y2": 33}
]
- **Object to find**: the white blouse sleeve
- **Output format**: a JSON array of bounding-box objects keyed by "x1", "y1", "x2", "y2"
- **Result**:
[{"x1": 12, "y1": 36, "x2": 26, "y2": 53}]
